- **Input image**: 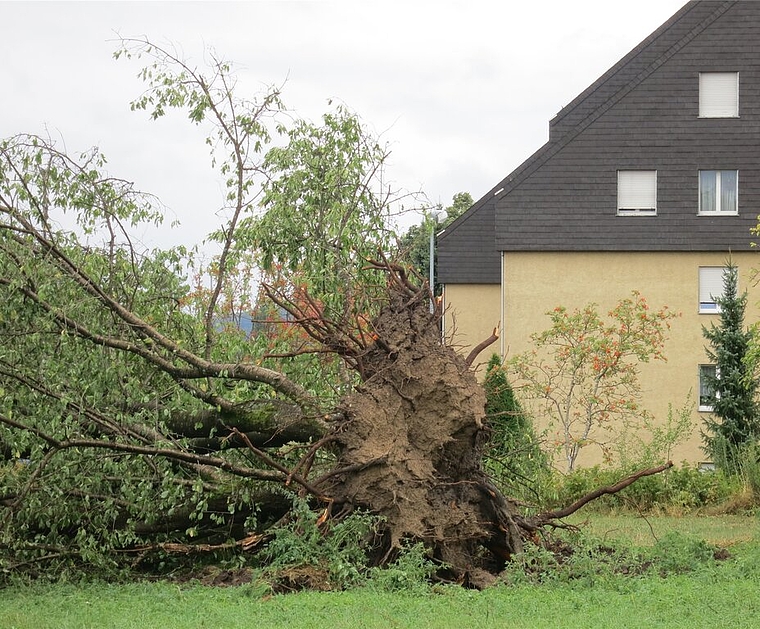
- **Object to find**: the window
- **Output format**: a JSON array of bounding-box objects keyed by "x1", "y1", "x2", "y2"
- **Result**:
[
  {"x1": 699, "y1": 364, "x2": 718, "y2": 411},
  {"x1": 699, "y1": 72, "x2": 738, "y2": 117},
  {"x1": 699, "y1": 170, "x2": 738, "y2": 214},
  {"x1": 699, "y1": 266, "x2": 727, "y2": 313},
  {"x1": 618, "y1": 170, "x2": 657, "y2": 215}
]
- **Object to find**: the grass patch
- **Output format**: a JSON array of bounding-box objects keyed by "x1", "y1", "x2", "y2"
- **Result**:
[
  {"x1": 566, "y1": 513, "x2": 759, "y2": 546},
  {"x1": 1, "y1": 515, "x2": 758, "y2": 629},
  {"x1": 2, "y1": 563, "x2": 760, "y2": 629}
]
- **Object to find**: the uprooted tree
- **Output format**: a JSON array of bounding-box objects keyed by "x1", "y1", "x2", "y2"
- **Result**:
[{"x1": 0, "y1": 40, "x2": 671, "y2": 585}]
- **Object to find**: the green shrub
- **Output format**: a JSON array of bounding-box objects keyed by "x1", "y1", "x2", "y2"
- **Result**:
[
  {"x1": 367, "y1": 542, "x2": 438, "y2": 593},
  {"x1": 483, "y1": 354, "x2": 551, "y2": 503},
  {"x1": 502, "y1": 540, "x2": 564, "y2": 585},
  {"x1": 259, "y1": 498, "x2": 382, "y2": 589},
  {"x1": 617, "y1": 395, "x2": 694, "y2": 468},
  {"x1": 647, "y1": 532, "x2": 718, "y2": 575},
  {"x1": 503, "y1": 528, "x2": 726, "y2": 587},
  {"x1": 737, "y1": 442, "x2": 760, "y2": 497},
  {"x1": 548, "y1": 463, "x2": 741, "y2": 514},
  {"x1": 711, "y1": 440, "x2": 760, "y2": 498}
]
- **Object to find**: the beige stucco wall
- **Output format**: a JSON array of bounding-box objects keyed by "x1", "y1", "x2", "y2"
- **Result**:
[
  {"x1": 443, "y1": 283, "x2": 501, "y2": 375},
  {"x1": 503, "y1": 251, "x2": 760, "y2": 468},
  {"x1": 445, "y1": 252, "x2": 760, "y2": 468}
]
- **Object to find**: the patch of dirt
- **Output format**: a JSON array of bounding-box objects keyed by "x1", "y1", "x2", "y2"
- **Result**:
[
  {"x1": 713, "y1": 547, "x2": 732, "y2": 561},
  {"x1": 174, "y1": 566, "x2": 254, "y2": 587},
  {"x1": 166, "y1": 564, "x2": 334, "y2": 591},
  {"x1": 325, "y1": 285, "x2": 520, "y2": 575},
  {"x1": 270, "y1": 565, "x2": 334, "y2": 593}
]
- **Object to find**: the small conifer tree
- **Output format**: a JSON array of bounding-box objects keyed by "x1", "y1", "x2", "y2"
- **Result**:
[
  {"x1": 483, "y1": 354, "x2": 549, "y2": 498},
  {"x1": 702, "y1": 263, "x2": 760, "y2": 469}
]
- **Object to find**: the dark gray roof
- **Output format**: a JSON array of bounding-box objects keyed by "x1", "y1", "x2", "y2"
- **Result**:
[
  {"x1": 436, "y1": 190, "x2": 500, "y2": 285},
  {"x1": 548, "y1": 1, "x2": 733, "y2": 143},
  {"x1": 439, "y1": 1, "x2": 758, "y2": 284}
]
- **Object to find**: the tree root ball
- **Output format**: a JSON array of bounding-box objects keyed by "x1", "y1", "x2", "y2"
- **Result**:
[{"x1": 323, "y1": 288, "x2": 521, "y2": 576}]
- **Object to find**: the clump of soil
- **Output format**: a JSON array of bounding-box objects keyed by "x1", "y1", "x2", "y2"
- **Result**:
[
  {"x1": 324, "y1": 282, "x2": 521, "y2": 579},
  {"x1": 173, "y1": 566, "x2": 254, "y2": 587},
  {"x1": 270, "y1": 565, "x2": 334, "y2": 593}
]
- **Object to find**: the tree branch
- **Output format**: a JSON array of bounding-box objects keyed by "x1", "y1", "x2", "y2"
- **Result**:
[
  {"x1": 0, "y1": 274, "x2": 317, "y2": 409},
  {"x1": 0, "y1": 411, "x2": 289, "y2": 484},
  {"x1": 533, "y1": 461, "x2": 674, "y2": 523},
  {"x1": 465, "y1": 326, "x2": 501, "y2": 368}
]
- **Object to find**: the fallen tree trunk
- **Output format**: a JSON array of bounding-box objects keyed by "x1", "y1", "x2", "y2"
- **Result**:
[
  {"x1": 0, "y1": 254, "x2": 676, "y2": 586},
  {"x1": 165, "y1": 400, "x2": 327, "y2": 451}
]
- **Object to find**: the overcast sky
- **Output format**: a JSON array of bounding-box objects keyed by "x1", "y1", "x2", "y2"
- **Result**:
[{"x1": 1, "y1": 0, "x2": 687, "y2": 248}]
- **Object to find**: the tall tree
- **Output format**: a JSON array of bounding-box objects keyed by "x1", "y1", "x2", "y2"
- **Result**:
[{"x1": 701, "y1": 263, "x2": 760, "y2": 468}]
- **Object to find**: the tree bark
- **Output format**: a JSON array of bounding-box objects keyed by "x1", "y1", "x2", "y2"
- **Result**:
[{"x1": 164, "y1": 399, "x2": 328, "y2": 450}]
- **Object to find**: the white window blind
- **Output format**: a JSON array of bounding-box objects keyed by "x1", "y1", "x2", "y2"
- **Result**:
[
  {"x1": 699, "y1": 267, "x2": 726, "y2": 313},
  {"x1": 699, "y1": 72, "x2": 738, "y2": 118},
  {"x1": 618, "y1": 170, "x2": 657, "y2": 213}
]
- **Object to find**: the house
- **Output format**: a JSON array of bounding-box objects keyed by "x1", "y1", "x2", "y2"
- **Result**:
[{"x1": 438, "y1": 0, "x2": 760, "y2": 466}]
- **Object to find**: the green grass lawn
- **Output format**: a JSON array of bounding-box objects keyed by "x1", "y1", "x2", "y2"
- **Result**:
[
  {"x1": 1, "y1": 515, "x2": 758, "y2": 629},
  {"x1": 566, "y1": 513, "x2": 760, "y2": 546},
  {"x1": 3, "y1": 569, "x2": 759, "y2": 629}
]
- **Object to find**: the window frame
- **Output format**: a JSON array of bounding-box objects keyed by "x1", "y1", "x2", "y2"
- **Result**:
[
  {"x1": 698, "y1": 364, "x2": 718, "y2": 412},
  {"x1": 699, "y1": 72, "x2": 739, "y2": 118},
  {"x1": 617, "y1": 170, "x2": 657, "y2": 216},
  {"x1": 698, "y1": 170, "x2": 738, "y2": 215},
  {"x1": 699, "y1": 266, "x2": 727, "y2": 314}
]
